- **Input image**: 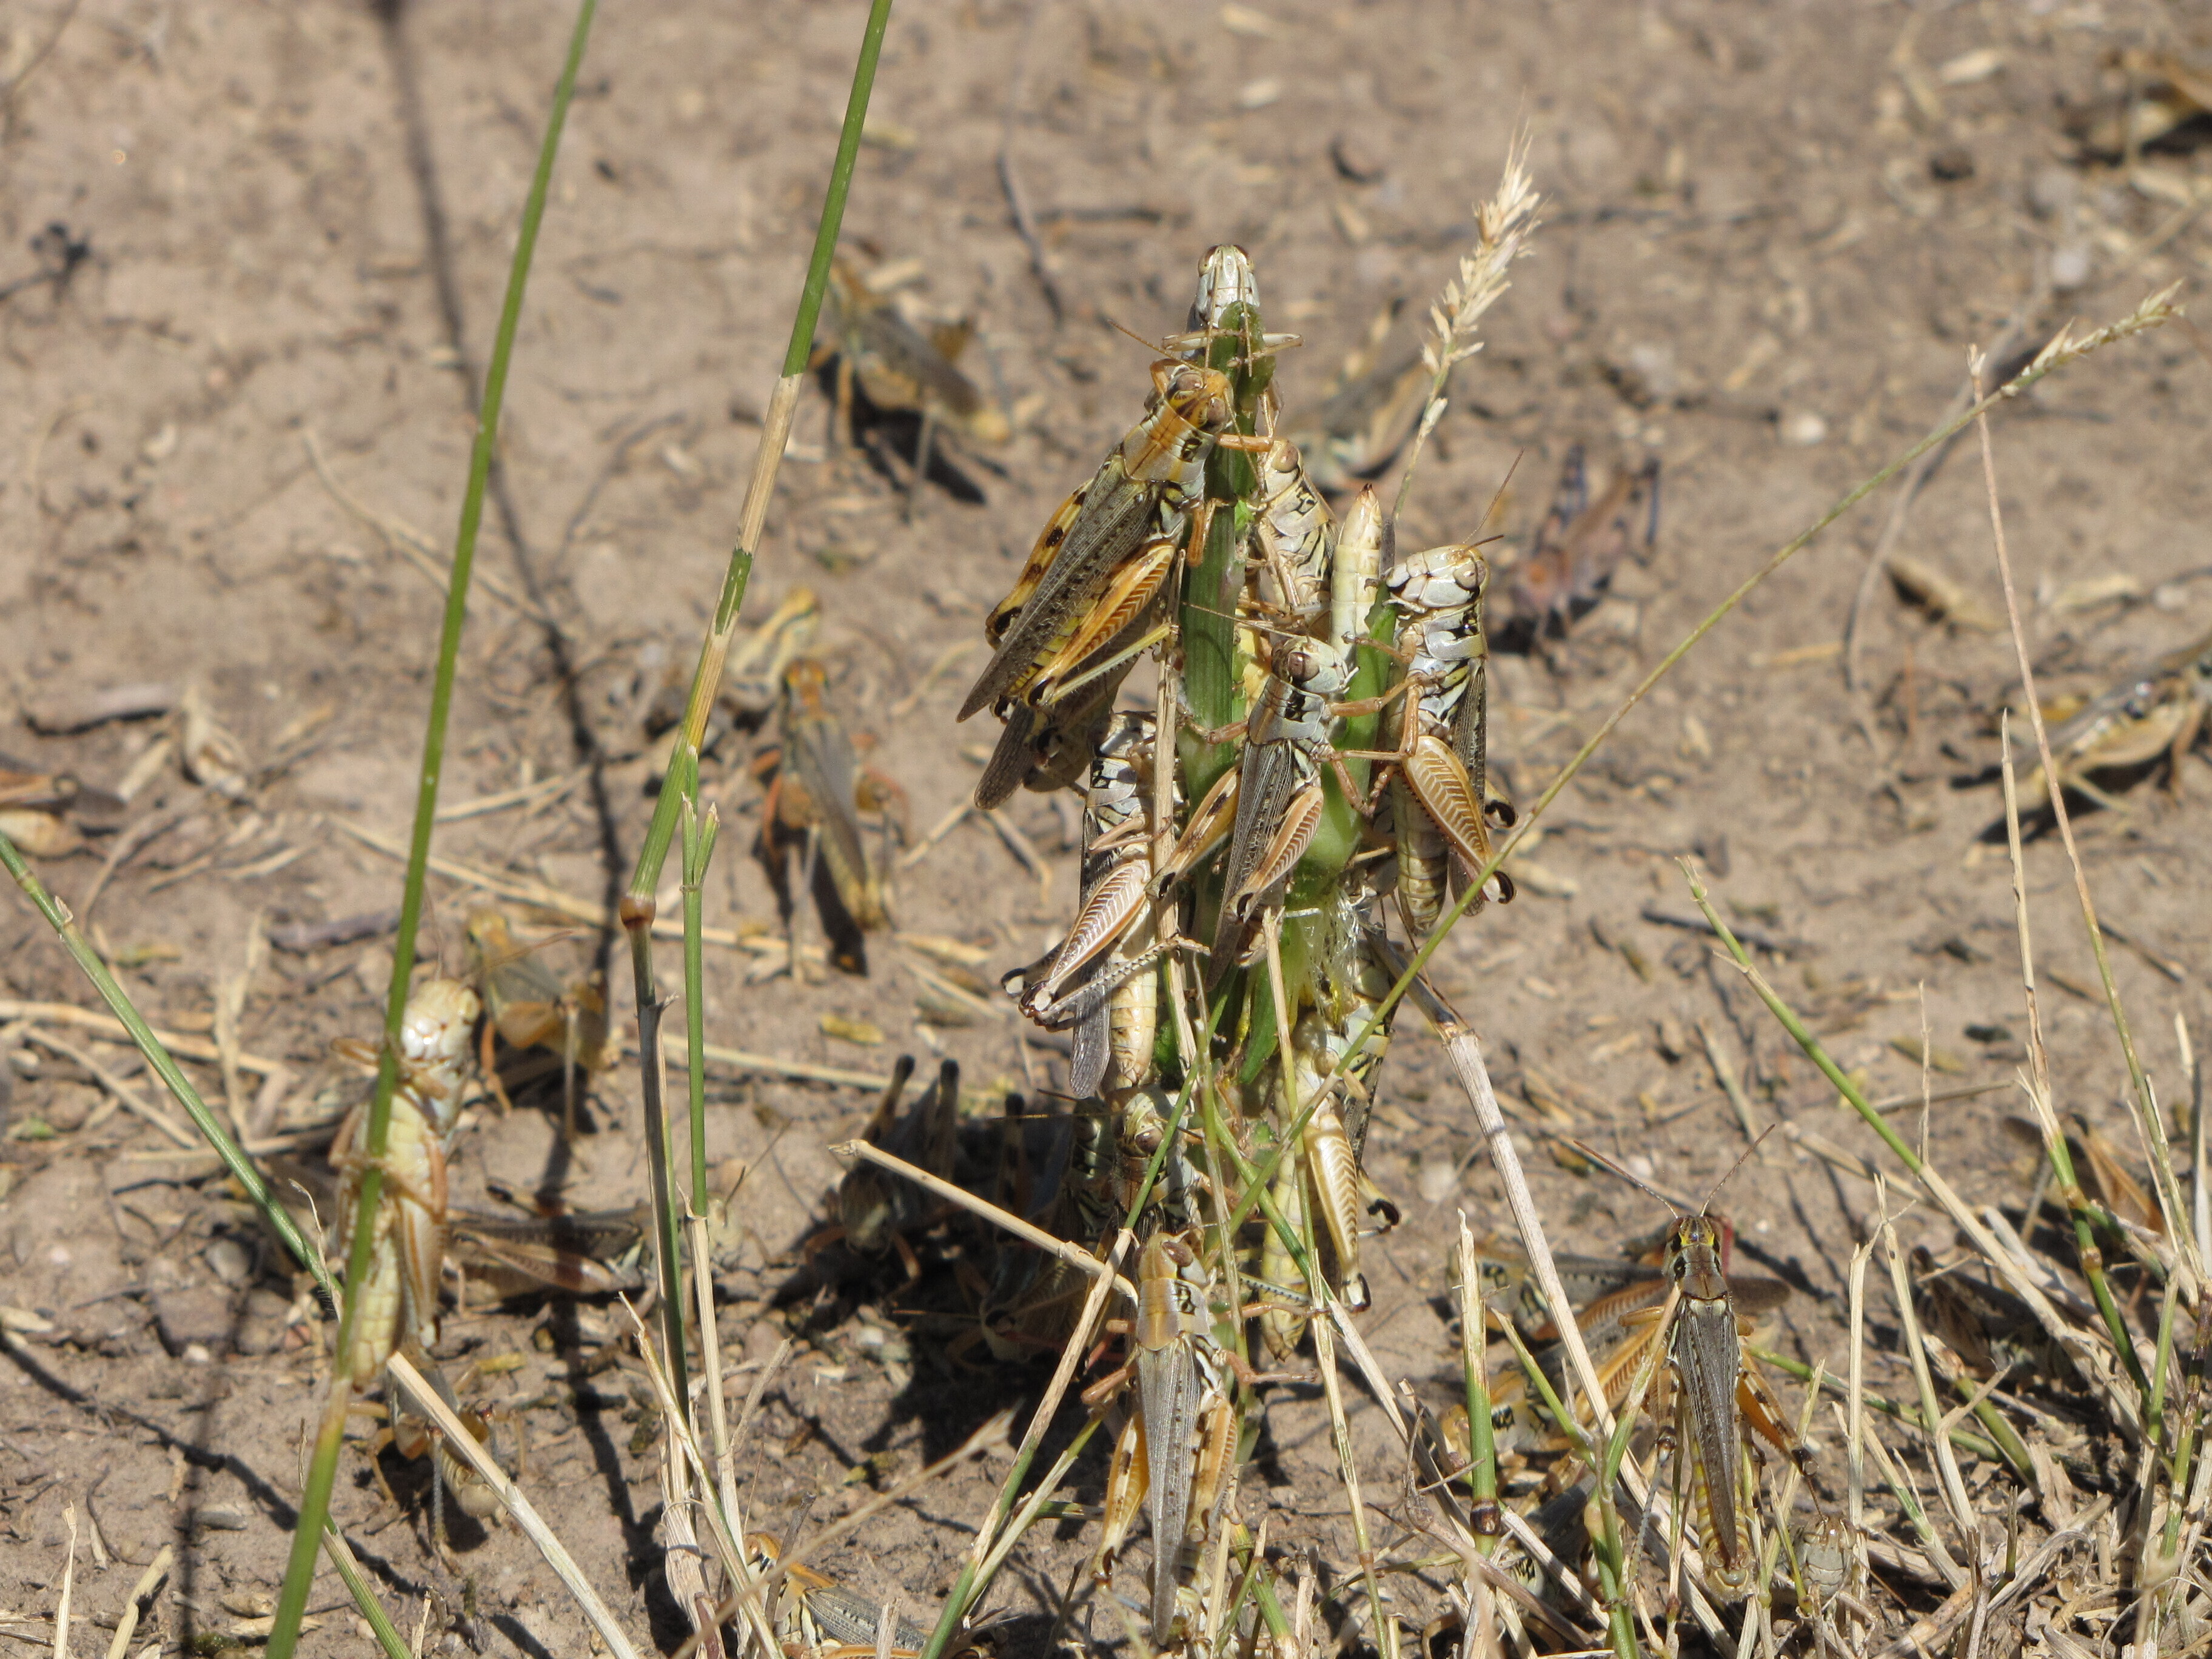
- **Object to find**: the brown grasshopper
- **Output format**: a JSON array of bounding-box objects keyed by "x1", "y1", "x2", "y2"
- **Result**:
[
  {"x1": 814, "y1": 256, "x2": 1010, "y2": 509},
  {"x1": 2021, "y1": 624, "x2": 2212, "y2": 809},
  {"x1": 1504, "y1": 444, "x2": 1660, "y2": 649},
  {"x1": 1384, "y1": 543, "x2": 1517, "y2": 939},
  {"x1": 446, "y1": 1201, "x2": 648, "y2": 1302},
  {"x1": 1282, "y1": 344, "x2": 1430, "y2": 495},
  {"x1": 1000, "y1": 712, "x2": 1168, "y2": 1099},
  {"x1": 828, "y1": 1056, "x2": 962, "y2": 1278},
  {"x1": 463, "y1": 909, "x2": 609, "y2": 1136},
  {"x1": 960, "y1": 360, "x2": 1238, "y2": 741},
  {"x1": 753, "y1": 656, "x2": 907, "y2": 974},
  {"x1": 1590, "y1": 1167, "x2": 1814, "y2": 1601}
]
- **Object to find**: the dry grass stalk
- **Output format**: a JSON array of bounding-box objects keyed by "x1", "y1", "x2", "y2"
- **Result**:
[{"x1": 384, "y1": 1350, "x2": 644, "y2": 1659}]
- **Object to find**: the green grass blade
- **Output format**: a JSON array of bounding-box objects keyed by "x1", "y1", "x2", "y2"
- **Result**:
[{"x1": 264, "y1": 2, "x2": 600, "y2": 1652}]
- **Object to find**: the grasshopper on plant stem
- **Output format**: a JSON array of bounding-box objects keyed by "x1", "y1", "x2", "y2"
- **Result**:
[
  {"x1": 1384, "y1": 543, "x2": 1517, "y2": 939},
  {"x1": 1083, "y1": 1231, "x2": 1262, "y2": 1647},
  {"x1": 330, "y1": 976, "x2": 481, "y2": 1390},
  {"x1": 1002, "y1": 712, "x2": 1174, "y2": 1099}
]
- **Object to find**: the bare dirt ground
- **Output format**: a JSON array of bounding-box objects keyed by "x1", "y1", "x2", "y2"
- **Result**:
[{"x1": 1, "y1": 0, "x2": 2208, "y2": 1653}]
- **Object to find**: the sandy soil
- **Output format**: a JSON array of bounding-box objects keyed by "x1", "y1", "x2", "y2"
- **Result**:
[{"x1": 1, "y1": 0, "x2": 2207, "y2": 1653}]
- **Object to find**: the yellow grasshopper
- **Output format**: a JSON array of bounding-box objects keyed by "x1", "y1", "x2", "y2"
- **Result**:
[
  {"x1": 329, "y1": 976, "x2": 481, "y2": 1389},
  {"x1": 1083, "y1": 1232, "x2": 1251, "y2": 1647}
]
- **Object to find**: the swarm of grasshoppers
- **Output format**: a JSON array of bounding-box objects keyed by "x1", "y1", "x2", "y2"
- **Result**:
[{"x1": 942, "y1": 245, "x2": 1537, "y2": 1646}]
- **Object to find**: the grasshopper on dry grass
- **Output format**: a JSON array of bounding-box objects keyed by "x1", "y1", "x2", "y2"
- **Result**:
[{"x1": 2014, "y1": 623, "x2": 2212, "y2": 811}]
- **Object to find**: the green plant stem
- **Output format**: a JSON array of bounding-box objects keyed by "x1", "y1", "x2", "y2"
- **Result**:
[
  {"x1": 623, "y1": 0, "x2": 894, "y2": 920},
  {"x1": 630, "y1": 824, "x2": 691, "y2": 1419},
  {"x1": 0, "y1": 832, "x2": 331, "y2": 1305},
  {"x1": 261, "y1": 4, "x2": 598, "y2": 1653},
  {"x1": 680, "y1": 782, "x2": 719, "y2": 1211}
]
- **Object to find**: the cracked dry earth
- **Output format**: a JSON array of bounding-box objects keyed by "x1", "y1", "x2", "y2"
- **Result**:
[{"x1": 1, "y1": 0, "x2": 2208, "y2": 1654}]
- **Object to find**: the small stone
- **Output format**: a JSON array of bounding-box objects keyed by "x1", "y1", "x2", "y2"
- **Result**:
[
  {"x1": 183, "y1": 1342, "x2": 213, "y2": 1365},
  {"x1": 204, "y1": 1237, "x2": 252, "y2": 1285},
  {"x1": 1330, "y1": 133, "x2": 1384, "y2": 184},
  {"x1": 152, "y1": 1284, "x2": 235, "y2": 1356},
  {"x1": 1780, "y1": 410, "x2": 1828, "y2": 446},
  {"x1": 195, "y1": 1506, "x2": 249, "y2": 1532},
  {"x1": 1928, "y1": 146, "x2": 1975, "y2": 183},
  {"x1": 2051, "y1": 243, "x2": 2091, "y2": 291}
]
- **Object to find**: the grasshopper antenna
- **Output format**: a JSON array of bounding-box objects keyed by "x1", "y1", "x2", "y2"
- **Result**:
[{"x1": 1695, "y1": 1124, "x2": 1775, "y2": 1215}]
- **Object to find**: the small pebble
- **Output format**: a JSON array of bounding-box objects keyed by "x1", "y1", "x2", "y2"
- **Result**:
[{"x1": 1780, "y1": 410, "x2": 1828, "y2": 446}]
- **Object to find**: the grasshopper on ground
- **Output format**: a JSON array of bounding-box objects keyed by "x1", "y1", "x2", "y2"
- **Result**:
[
  {"x1": 1384, "y1": 543, "x2": 1517, "y2": 939},
  {"x1": 744, "y1": 1529, "x2": 979, "y2": 1658},
  {"x1": 1504, "y1": 444, "x2": 1660, "y2": 650},
  {"x1": 813, "y1": 256, "x2": 1010, "y2": 507},
  {"x1": 446, "y1": 1201, "x2": 649, "y2": 1302},
  {"x1": 1001, "y1": 712, "x2": 1168, "y2": 1099},
  {"x1": 1282, "y1": 346, "x2": 1430, "y2": 495},
  {"x1": 329, "y1": 976, "x2": 481, "y2": 1389},
  {"x1": 828, "y1": 1056, "x2": 962, "y2": 1278},
  {"x1": 753, "y1": 656, "x2": 907, "y2": 974},
  {"x1": 2019, "y1": 623, "x2": 2212, "y2": 809},
  {"x1": 463, "y1": 909, "x2": 608, "y2": 1134}
]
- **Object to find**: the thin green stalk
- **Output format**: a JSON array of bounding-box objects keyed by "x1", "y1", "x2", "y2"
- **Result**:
[
  {"x1": 264, "y1": 4, "x2": 598, "y2": 1652},
  {"x1": 635, "y1": 749, "x2": 694, "y2": 1422},
  {"x1": 0, "y1": 832, "x2": 331, "y2": 1305},
  {"x1": 615, "y1": 0, "x2": 893, "y2": 1448},
  {"x1": 1682, "y1": 862, "x2": 2151, "y2": 1403},
  {"x1": 680, "y1": 777, "x2": 719, "y2": 1210},
  {"x1": 623, "y1": 0, "x2": 895, "y2": 919},
  {"x1": 1452, "y1": 1226, "x2": 1501, "y2": 1541},
  {"x1": 1322, "y1": 288, "x2": 2180, "y2": 1117}
]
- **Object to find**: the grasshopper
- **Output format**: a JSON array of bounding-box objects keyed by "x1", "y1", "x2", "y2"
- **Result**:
[
  {"x1": 719, "y1": 585, "x2": 823, "y2": 723},
  {"x1": 960, "y1": 360, "x2": 1239, "y2": 740},
  {"x1": 447, "y1": 1201, "x2": 649, "y2": 1301},
  {"x1": 1001, "y1": 713, "x2": 1168, "y2": 1098},
  {"x1": 829, "y1": 1056, "x2": 962, "y2": 1278},
  {"x1": 1504, "y1": 444, "x2": 1660, "y2": 649},
  {"x1": 1384, "y1": 543, "x2": 1517, "y2": 938},
  {"x1": 463, "y1": 909, "x2": 609, "y2": 1135},
  {"x1": 1084, "y1": 1232, "x2": 1246, "y2": 1646},
  {"x1": 1640, "y1": 1218, "x2": 1811, "y2": 1598},
  {"x1": 1246, "y1": 436, "x2": 1336, "y2": 635},
  {"x1": 1281, "y1": 345, "x2": 1431, "y2": 494},
  {"x1": 743, "y1": 1530, "x2": 974, "y2": 1658},
  {"x1": 329, "y1": 976, "x2": 481, "y2": 1389},
  {"x1": 1204, "y1": 634, "x2": 1413, "y2": 984},
  {"x1": 754, "y1": 656, "x2": 907, "y2": 974},
  {"x1": 1560, "y1": 1141, "x2": 1814, "y2": 1599},
  {"x1": 814, "y1": 256, "x2": 1010, "y2": 507},
  {"x1": 2021, "y1": 624, "x2": 2212, "y2": 809}
]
